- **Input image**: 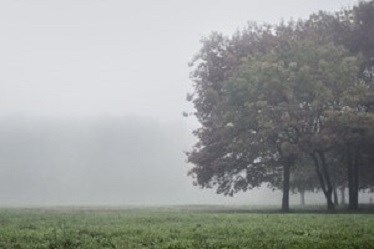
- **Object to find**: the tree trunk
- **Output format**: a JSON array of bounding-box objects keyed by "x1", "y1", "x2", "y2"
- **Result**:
[
  {"x1": 353, "y1": 146, "x2": 360, "y2": 209},
  {"x1": 347, "y1": 146, "x2": 354, "y2": 209},
  {"x1": 326, "y1": 189, "x2": 335, "y2": 211},
  {"x1": 340, "y1": 187, "x2": 345, "y2": 205},
  {"x1": 282, "y1": 162, "x2": 291, "y2": 212},
  {"x1": 300, "y1": 190, "x2": 305, "y2": 205},
  {"x1": 347, "y1": 145, "x2": 359, "y2": 210},
  {"x1": 311, "y1": 151, "x2": 335, "y2": 211},
  {"x1": 333, "y1": 186, "x2": 338, "y2": 206},
  {"x1": 319, "y1": 151, "x2": 335, "y2": 211}
]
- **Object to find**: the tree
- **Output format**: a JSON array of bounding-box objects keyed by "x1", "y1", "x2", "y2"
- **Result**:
[
  {"x1": 188, "y1": 34, "x2": 361, "y2": 211},
  {"x1": 223, "y1": 52, "x2": 300, "y2": 211},
  {"x1": 290, "y1": 157, "x2": 319, "y2": 205},
  {"x1": 187, "y1": 28, "x2": 282, "y2": 199}
]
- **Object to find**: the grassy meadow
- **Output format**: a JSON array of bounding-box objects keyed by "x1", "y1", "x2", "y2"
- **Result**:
[{"x1": 0, "y1": 206, "x2": 373, "y2": 249}]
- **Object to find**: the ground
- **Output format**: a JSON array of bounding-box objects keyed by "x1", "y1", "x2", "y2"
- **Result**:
[{"x1": 0, "y1": 205, "x2": 373, "y2": 248}]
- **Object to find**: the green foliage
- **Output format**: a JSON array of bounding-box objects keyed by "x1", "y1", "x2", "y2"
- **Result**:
[{"x1": 0, "y1": 208, "x2": 373, "y2": 249}]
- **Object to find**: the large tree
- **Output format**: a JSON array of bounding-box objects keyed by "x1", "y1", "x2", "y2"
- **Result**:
[{"x1": 188, "y1": 37, "x2": 362, "y2": 211}]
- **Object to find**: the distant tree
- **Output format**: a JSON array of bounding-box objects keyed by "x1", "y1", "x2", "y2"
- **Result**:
[
  {"x1": 293, "y1": 0, "x2": 374, "y2": 210},
  {"x1": 290, "y1": 157, "x2": 318, "y2": 205},
  {"x1": 270, "y1": 1, "x2": 374, "y2": 210},
  {"x1": 323, "y1": 83, "x2": 374, "y2": 209}
]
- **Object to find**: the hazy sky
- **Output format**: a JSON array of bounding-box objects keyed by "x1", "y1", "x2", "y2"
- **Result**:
[
  {"x1": 0, "y1": 0, "x2": 357, "y2": 121},
  {"x1": 0, "y1": 0, "x2": 364, "y2": 206}
]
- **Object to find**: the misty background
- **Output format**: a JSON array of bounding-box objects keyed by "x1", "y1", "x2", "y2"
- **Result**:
[{"x1": 0, "y1": 0, "x2": 366, "y2": 206}]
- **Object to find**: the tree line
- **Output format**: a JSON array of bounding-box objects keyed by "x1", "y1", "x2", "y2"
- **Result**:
[{"x1": 186, "y1": 0, "x2": 374, "y2": 211}]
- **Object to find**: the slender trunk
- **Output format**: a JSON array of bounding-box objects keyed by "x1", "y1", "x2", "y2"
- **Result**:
[
  {"x1": 282, "y1": 162, "x2": 291, "y2": 212},
  {"x1": 311, "y1": 151, "x2": 335, "y2": 211},
  {"x1": 347, "y1": 145, "x2": 355, "y2": 209},
  {"x1": 333, "y1": 186, "x2": 338, "y2": 206},
  {"x1": 347, "y1": 145, "x2": 359, "y2": 210},
  {"x1": 300, "y1": 190, "x2": 305, "y2": 206},
  {"x1": 319, "y1": 151, "x2": 335, "y2": 211},
  {"x1": 340, "y1": 187, "x2": 345, "y2": 205},
  {"x1": 353, "y1": 146, "x2": 360, "y2": 209}
]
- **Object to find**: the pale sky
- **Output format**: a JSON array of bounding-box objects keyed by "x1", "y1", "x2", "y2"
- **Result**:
[{"x1": 0, "y1": 0, "x2": 358, "y2": 121}]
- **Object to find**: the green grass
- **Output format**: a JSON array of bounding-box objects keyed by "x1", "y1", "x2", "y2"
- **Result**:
[{"x1": 0, "y1": 206, "x2": 373, "y2": 248}]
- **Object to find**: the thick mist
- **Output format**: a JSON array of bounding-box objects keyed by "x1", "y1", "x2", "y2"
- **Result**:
[
  {"x1": 0, "y1": 115, "x2": 290, "y2": 206},
  {"x1": 0, "y1": 116, "x2": 184, "y2": 205}
]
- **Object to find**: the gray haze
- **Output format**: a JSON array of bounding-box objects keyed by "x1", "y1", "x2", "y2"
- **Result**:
[
  {"x1": 2, "y1": 115, "x2": 344, "y2": 206},
  {"x1": 0, "y1": 0, "x2": 363, "y2": 206}
]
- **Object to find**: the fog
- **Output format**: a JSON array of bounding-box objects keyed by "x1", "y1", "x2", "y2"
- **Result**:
[
  {"x1": 0, "y1": 0, "x2": 360, "y2": 206},
  {"x1": 0, "y1": 115, "x2": 288, "y2": 206}
]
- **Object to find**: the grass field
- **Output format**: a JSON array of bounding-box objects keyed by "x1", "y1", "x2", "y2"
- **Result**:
[{"x1": 0, "y1": 206, "x2": 373, "y2": 249}]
